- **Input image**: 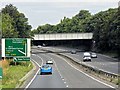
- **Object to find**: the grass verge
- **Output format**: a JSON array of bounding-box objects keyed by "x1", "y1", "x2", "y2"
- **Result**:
[{"x1": 2, "y1": 60, "x2": 33, "y2": 88}]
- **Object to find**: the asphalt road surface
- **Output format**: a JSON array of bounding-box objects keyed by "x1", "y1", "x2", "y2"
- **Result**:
[
  {"x1": 28, "y1": 48, "x2": 117, "y2": 89},
  {"x1": 40, "y1": 46, "x2": 118, "y2": 75},
  {"x1": 29, "y1": 54, "x2": 66, "y2": 88}
]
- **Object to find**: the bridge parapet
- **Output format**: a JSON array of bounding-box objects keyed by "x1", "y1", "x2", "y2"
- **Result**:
[{"x1": 34, "y1": 33, "x2": 93, "y2": 40}]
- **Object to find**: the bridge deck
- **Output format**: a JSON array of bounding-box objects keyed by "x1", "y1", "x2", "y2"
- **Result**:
[{"x1": 34, "y1": 33, "x2": 93, "y2": 40}]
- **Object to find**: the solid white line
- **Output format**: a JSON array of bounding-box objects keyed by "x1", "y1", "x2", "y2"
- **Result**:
[
  {"x1": 55, "y1": 54, "x2": 115, "y2": 88},
  {"x1": 42, "y1": 54, "x2": 68, "y2": 87},
  {"x1": 74, "y1": 56, "x2": 118, "y2": 76},
  {"x1": 25, "y1": 55, "x2": 44, "y2": 89},
  {"x1": 42, "y1": 54, "x2": 63, "y2": 78},
  {"x1": 25, "y1": 59, "x2": 40, "y2": 89}
]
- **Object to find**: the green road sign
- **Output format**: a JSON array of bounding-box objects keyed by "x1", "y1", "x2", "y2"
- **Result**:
[
  {"x1": 5, "y1": 38, "x2": 27, "y2": 57},
  {"x1": 14, "y1": 57, "x2": 30, "y2": 62},
  {"x1": 0, "y1": 68, "x2": 2, "y2": 79}
]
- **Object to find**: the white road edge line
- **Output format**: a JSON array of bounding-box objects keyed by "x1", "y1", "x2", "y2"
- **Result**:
[
  {"x1": 42, "y1": 54, "x2": 63, "y2": 78},
  {"x1": 42, "y1": 54, "x2": 67, "y2": 87},
  {"x1": 50, "y1": 47, "x2": 118, "y2": 75},
  {"x1": 55, "y1": 54, "x2": 115, "y2": 88},
  {"x1": 76, "y1": 57, "x2": 118, "y2": 76},
  {"x1": 25, "y1": 55, "x2": 43, "y2": 89}
]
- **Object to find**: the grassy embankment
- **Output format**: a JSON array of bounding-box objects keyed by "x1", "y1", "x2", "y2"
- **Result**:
[{"x1": 0, "y1": 59, "x2": 33, "y2": 88}]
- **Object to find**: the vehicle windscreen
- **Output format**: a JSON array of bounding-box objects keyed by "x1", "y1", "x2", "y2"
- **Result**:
[
  {"x1": 42, "y1": 65, "x2": 49, "y2": 68},
  {"x1": 84, "y1": 56, "x2": 90, "y2": 57}
]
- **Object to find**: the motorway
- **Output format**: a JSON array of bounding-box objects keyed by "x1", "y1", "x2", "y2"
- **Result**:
[
  {"x1": 40, "y1": 46, "x2": 119, "y2": 75},
  {"x1": 29, "y1": 54, "x2": 66, "y2": 88},
  {"x1": 27, "y1": 47, "x2": 118, "y2": 89}
]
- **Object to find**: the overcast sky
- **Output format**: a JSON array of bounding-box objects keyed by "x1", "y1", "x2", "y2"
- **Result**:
[{"x1": 1, "y1": 0, "x2": 119, "y2": 29}]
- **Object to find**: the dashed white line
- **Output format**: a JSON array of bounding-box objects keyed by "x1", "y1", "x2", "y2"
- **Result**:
[
  {"x1": 42, "y1": 54, "x2": 68, "y2": 88},
  {"x1": 35, "y1": 55, "x2": 44, "y2": 66},
  {"x1": 66, "y1": 85, "x2": 69, "y2": 88},
  {"x1": 54, "y1": 54, "x2": 115, "y2": 89},
  {"x1": 42, "y1": 54, "x2": 63, "y2": 78},
  {"x1": 64, "y1": 82, "x2": 66, "y2": 84}
]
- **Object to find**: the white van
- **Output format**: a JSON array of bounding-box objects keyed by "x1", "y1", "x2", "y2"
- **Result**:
[{"x1": 83, "y1": 52, "x2": 91, "y2": 62}]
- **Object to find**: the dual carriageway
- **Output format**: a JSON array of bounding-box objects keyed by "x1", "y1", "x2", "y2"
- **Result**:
[{"x1": 23, "y1": 46, "x2": 119, "y2": 89}]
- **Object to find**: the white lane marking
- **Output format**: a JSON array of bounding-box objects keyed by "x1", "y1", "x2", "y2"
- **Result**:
[
  {"x1": 109, "y1": 62, "x2": 117, "y2": 65},
  {"x1": 35, "y1": 55, "x2": 44, "y2": 66},
  {"x1": 50, "y1": 47, "x2": 65, "y2": 51},
  {"x1": 42, "y1": 54, "x2": 63, "y2": 78},
  {"x1": 42, "y1": 54, "x2": 68, "y2": 87},
  {"x1": 67, "y1": 54, "x2": 119, "y2": 75},
  {"x1": 54, "y1": 54, "x2": 115, "y2": 88},
  {"x1": 25, "y1": 55, "x2": 44, "y2": 89},
  {"x1": 25, "y1": 59, "x2": 40, "y2": 89},
  {"x1": 64, "y1": 82, "x2": 66, "y2": 84},
  {"x1": 32, "y1": 54, "x2": 35, "y2": 55},
  {"x1": 66, "y1": 85, "x2": 69, "y2": 88}
]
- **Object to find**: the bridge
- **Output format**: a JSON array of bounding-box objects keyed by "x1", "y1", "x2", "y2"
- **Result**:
[{"x1": 33, "y1": 33, "x2": 93, "y2": 40}]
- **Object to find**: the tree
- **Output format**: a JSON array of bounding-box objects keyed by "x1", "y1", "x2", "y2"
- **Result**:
[
  {"x1": 1, "y1": 13, "x2": 18, "y2": 38},
  {"x1": 109, "y1": 7, "x2": 120, "y2": 58},
  {"x1": 36, "y1": 24, "x2": 54, "y2": 34},
  {"x1": 2, "y1": 4, "x2": 32, "y2": 38},
  {"x1": 86, "y1": 8, "x2": 118, "y2": 51},
  {"x1": 31, "y1": 7, "x2": 119, "y2": 56}
]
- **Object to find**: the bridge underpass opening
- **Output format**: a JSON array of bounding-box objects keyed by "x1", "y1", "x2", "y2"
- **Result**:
[{"x1": 32, "y1": 39, "x2": 92, "y2": 51}]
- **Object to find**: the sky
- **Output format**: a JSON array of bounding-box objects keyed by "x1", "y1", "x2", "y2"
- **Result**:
[{"x1": 0, "y1": 0, "x2": 119, "y2": 29}]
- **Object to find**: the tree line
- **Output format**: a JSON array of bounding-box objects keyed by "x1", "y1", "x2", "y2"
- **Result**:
[
  {"x1": 1, "y1": 4, "x2": 120, "y2": 58},
  {"x1": 32, "y1": 6, "x2": 120, "y2": 58}
]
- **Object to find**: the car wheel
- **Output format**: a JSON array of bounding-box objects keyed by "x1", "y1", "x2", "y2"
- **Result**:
[{"x1": 40, "y1": 72, "x2": 43, "y2": 75}]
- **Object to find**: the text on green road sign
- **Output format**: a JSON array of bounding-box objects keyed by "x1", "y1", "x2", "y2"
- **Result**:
[
  {"x1": 14, "y1": 57, "x2": 30, "y2": 62},
  {"x1": 5, "y1": 38, "x2": 27, "y2": 57}
]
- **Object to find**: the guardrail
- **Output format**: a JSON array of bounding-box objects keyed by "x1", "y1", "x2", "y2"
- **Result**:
[
  {"x1": 32, "y1": 47, "x2": 119, "y2": 85},
  {"x1": 57, "y1": 53, "x2": 119, "y2": 79},
  {"x1": 57, "y1": 53, "x2": 119, "y2": 85}
]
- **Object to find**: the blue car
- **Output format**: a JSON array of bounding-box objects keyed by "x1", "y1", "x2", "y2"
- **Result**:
[{"x1": 40, "y1": 64, "x2": 52, "y2": 75}]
